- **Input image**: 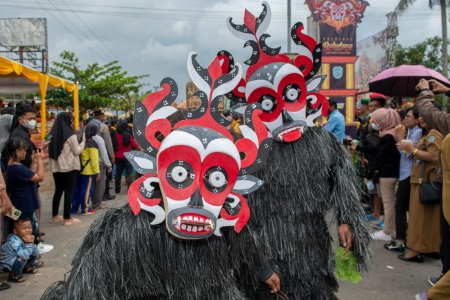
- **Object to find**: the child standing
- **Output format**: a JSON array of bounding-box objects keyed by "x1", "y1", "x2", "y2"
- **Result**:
[
  {"x1": 5, "y1": 137, "x2": 44, "y2": 236},
  {"x1": 71, "y1": 123, "x2": 100, "y2": 215},
  {"x1": 0, "y1": 216, "x2": 43, "y2": 283}
]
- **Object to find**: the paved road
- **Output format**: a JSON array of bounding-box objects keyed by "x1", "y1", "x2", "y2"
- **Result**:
[{"x1": 1, "y1": 178, "x2": 440, "y2": 300}]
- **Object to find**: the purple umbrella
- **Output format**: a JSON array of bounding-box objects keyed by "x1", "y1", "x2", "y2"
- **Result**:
[{"x1": 368, "y1": 65, "x2": 450, "y2": 97}]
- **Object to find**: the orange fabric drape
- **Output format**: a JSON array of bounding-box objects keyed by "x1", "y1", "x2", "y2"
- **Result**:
[{"x1": 0, "y1": 56, "x2": 79, "y2": 139}]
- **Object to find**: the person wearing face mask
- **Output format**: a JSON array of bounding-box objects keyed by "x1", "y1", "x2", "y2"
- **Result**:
[
  {"x1": 351, "y1": 108, "x2": 401, "y2": 241},
  {"x1": 359, "y1": 95, "x2": 386, "y2": 226},
  {"x1": 383, "y1": 107, "x2": 423, "y2": 253},
  {"x1": 2, "y1": 105, "x2": 53, "y2": 254},
  {"x1": 7, "y1": 105, "x2": 49, "y2": 168}
]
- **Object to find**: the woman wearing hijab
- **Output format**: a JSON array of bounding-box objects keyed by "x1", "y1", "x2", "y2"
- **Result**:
[
  {"x1": 49, "y1": 112, "x2": 85, "y2": 226},
  {"x1": 352, "y1": 108, "x2": 401, "y2": 241},
  {"x1": 114, "y1": 119, "x2": 139, "y2": 194},
  {"x1": 70, "y1": 123, "x2": 100, "y2": 216},
  {"x1": 0, "y1": 113, "x2": 13, "y2": 155},
  {"x1": 396, "y1": 110, "x2": 443, "y2": 263}
]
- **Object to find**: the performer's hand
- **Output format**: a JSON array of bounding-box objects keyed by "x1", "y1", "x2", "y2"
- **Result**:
[
  {"x1": 265, "y1": 272, "x2": 280, "y2": 294},
  {"x1": 339, "y1": 224, "x2": 353, "y2": 251}
]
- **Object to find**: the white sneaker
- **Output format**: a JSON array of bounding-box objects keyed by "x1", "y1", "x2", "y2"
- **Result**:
[
  {"x1": 38, "y1": 243, "x2": 54, "y2": 254},
  {"x1": 371, "y1": 230, "x2": 392, "y2": 241}
]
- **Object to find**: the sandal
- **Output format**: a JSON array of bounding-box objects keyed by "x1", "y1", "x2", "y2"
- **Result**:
[
  {"x1": 7, "y1": 273, "x2": 26, "y2": 283},
  {"x1": 29, "y1": 260, "x2": 44, "y2": 269},
  {"x1": 99, "y1": 205, "x2": 108, "y2": 209},
  {"x1": 0, "y1": 282, "x2": 11, "y2": 290},
  {"x1": 63, "y1": 218, "x2": 81, "y2": 226},
  {"x1": 49, "y1": 215, "x2": 64, "y2": 223},
  {"x1": 23, "y1": 265, "x2": 38, "y2": 274}
]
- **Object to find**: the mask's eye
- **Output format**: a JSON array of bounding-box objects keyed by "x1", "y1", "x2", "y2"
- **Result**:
[
  {"x1": 166, "y1": 161, "x2": 194, "y2": 189},
  {"x1": 172, "y1": 166, "x2": 188, "y2": 182},
  {"x1": 259, "y1": 95, "x2": 277, "y2": 113},
  {"x1": 282, "y1": 84, "x2": 302, "y2": 103},
  {"x1": 203, "y1": 166, "x2": 228, "y2": 193}
]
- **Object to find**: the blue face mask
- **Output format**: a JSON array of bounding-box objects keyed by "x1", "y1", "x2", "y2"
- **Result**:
[{"x1": 371, "y1": 123, "x2": 379, "y2": 131}]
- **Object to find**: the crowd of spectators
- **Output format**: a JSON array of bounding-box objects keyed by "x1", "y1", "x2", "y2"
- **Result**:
[
  {"x1": 325, "y1": 80, "x2": 449, "y2": 300},
  {"x1": 1, "y1": 81, "x2": 450, "y2": 298},
  {"x1": 0, "y1": 104, "x2": 133, "y2": 290}
]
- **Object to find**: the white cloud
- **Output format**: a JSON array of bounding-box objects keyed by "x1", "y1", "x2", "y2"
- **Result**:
[{"x1": 0, "y1": 0, "x2": 445, "y2": 101}]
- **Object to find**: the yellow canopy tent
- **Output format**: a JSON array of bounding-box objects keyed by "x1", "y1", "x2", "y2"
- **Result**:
[{"x1": 0, "y1": 55, "x2": 79, "y2": 139}]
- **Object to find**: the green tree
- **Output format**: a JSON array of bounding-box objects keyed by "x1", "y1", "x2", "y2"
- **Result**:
[
  {"x1": 395, "y1": 36, "x2": 449, "y2": 105},
  {"x1": 395, "y1": 0, "x2": 448, "y2": 78},
  {"x1": 109, "y1": 90, "x2": 152, "y2": 117},
  {"x1": 395, "y1": 36, "x2": 447, "y2": 72},
  {"x1": 47, "y1": 51, "x2": 149, "y2": 113}
]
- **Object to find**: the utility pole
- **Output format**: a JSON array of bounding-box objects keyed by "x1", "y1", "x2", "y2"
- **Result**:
[
  {"x1": 287, "y1": 0, "x2": 292, "y2": 53},
  {"x1": 386, "y1": 12, "x2": 398, "y2": 69},
  {"x1": 115, "y1": 94, "x2": 118, "y2": 117}
]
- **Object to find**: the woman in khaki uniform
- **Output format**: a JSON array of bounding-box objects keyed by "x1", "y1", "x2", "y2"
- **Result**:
[{"x1": 397, "y1": 115, "x2": 442, "y2": 263}]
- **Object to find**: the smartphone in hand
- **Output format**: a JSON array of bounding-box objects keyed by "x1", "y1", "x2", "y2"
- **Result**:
[
  {"x1": 44, "y1": 134, "x2": 53, "y2": 143},
  {"x1": 0, "y1": 207, "x2": 22, "y2": 220},
  {"x1": 343, "y1": 139, "x2": 352, "y2": 146}
]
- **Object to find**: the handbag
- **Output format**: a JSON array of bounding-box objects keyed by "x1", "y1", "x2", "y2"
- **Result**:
[
  {"x1": 365, "y1": 132, "x2": 380, "y2": 148},
  {"x1": 372, "y1": 170, "x2": 380, "y2": 184},
  {"x1": 418, "y1": 141, "x2": 442, "y2": 205}
]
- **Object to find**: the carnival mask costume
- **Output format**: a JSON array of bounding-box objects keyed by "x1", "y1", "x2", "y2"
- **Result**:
[
  {"x1": 41, "y1": 53, "x2": 277, "y2": 300},
  {"x1": 225, "y1": 2, "x2": 372, "y2": 299}
]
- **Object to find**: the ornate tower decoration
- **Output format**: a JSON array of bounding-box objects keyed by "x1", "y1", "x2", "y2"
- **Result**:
[{"x1": 305, "y1": 0, "x2": 369, "y2": 135}]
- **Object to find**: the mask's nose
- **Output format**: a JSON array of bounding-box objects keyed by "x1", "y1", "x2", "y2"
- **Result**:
[
  {"x1": 281, "y1": 108, "x2": 293, "y2": 125},
  {"x1": 188, "y1": 188, "x2": 203, "y2": 208}
]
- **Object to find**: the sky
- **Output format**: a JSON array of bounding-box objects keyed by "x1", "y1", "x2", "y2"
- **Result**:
[{"x1": 0, "y1": 0, "x2": 444, "y2": 100}]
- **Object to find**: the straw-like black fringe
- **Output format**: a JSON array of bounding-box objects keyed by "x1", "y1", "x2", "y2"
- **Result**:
[
  {"x1": 235, "y1": 127, "x2": 372, "y2": 299},
  {"x1": 41, "y1": 204, "x2": 272, "y2": 300}
]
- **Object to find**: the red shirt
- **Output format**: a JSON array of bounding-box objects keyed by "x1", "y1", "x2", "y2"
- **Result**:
[{"x1": 115, "y1": 132, "x2": 138, "y2": 159}]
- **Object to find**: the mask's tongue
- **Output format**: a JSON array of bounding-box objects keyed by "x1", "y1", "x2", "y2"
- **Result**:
[{"x1": 282, "y1": 129, "x2": 301, "y2": 142}]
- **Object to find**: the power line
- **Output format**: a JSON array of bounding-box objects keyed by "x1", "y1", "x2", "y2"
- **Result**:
[
  {"x1": 0, "y1": 0, "x2": 437, "y2": 13},
  {"x1": 58, "y1": 0, "x2": 139, "y2": 75},
  {"x1": 45, "y1": 0, "x2": 115, "y2": 62},
  {"x1": 0, "y1": 3, "x2": 440, "y2": 22},
  {"x1": 32, "y1": 0, "x2": 109, "y2": 62}
]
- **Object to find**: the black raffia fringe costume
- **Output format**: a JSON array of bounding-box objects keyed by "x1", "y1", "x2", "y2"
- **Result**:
[
  {"x1": 235, "y1": 127, "x2": 372, "y2": 300},
  {"x1": 40, "y1": 203, "x2": 270, "y2": 300}
]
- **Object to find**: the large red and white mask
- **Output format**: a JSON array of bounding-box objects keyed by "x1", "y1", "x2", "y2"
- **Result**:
[
  {"x1": 126, "y1": 52, "x2": 272, "y2": 239},
  {"x1": 226, "y1": 1, "x2": 329, "y2": 143}
]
